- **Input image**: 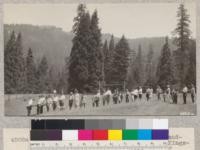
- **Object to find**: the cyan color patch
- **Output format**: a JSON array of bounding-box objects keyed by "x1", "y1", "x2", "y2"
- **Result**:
[{"x1": 138, "y1": 130, "x2": 152, "y2": 140}]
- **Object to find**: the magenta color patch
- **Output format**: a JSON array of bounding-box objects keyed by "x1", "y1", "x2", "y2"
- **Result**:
[{"x1": 78, "y1": 130, "x2": 93, "y2": 140}]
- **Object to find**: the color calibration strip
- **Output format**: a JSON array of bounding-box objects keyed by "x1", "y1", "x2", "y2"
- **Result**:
[
  {"x1": 31, "y1": 119, "x2": 168, "y2": 141},
  {"x1": 31, "y1": 119, "x2": 168, "y2": 130}
]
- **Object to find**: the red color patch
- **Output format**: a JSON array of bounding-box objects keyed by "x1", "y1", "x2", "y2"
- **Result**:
[{"x1": 93, "y1": 130, "x2": 108, "y2": 140}]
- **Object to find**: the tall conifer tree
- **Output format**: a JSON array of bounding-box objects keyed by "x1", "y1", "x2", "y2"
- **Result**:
[
  {"x1": 68, "y1": 4, "x2": 90, "y2": 92},
  {"x1": 111, "y1": 35, "x2": 130, "y2": 84},
  {"x1": 145, "y1": 44, "x2": 154, "y2": 86},
  {"x1": 134, "y1": 45, "x2": 144, "y2": 86},
  {"x1": 36, "y1": 56, "x2": 48, "y2": 93},
  {"x1": 5, "y1": 31, "x2": 16, "y2": 93},
  {"x1": 157, "y1": 37, "x2": 174, "y2": 88},
  {"x1": 173, "y1": 3, "x2": 191, "y2": 86},
  {"x1": 87, "y1": 9, "x2": 103, "y2": 92}
]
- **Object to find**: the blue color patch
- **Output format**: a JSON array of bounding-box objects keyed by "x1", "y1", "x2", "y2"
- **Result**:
[{"x1": 138, "y1": 130, "x2": 152, "y2": 140}]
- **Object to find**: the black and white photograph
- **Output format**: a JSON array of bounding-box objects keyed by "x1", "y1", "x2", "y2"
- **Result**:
[{"x1": 4, "y1": 2, "x2": 196, "y2": 116}]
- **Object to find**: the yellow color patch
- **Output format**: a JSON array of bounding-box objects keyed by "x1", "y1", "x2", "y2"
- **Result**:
[{"x1": 108, "y1": 130, "x2": 122, "y2": 140}]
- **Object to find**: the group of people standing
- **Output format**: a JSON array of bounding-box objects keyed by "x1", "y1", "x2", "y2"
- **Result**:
[
  {"x1": 26, "y1": 89, "x2": 86, "y2": 116},
  {"x1": 155, "y1": 84, "x2": 196, "y2": 104},
  {"x1": 26, "y1": 84, "x2": 196, "y2": 116}
]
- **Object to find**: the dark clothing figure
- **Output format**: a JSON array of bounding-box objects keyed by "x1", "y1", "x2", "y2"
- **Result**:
[
  {"x1": 146, "y1": 88, "x2": 151, "y2": 101},
  {"x1": 69, "y1": 100, "x2": 73, "y2": 110},
  {"x1": 172, "y1": 90, "x2": 178, "y2": 104},
  {"x1": 146, "y1": 93, "x2": 149, "y2": 101},
  {"x1": 113, "y1": 93, "x2": 118, "y2": 104},
  {"x1": 37, "y1": 104, "x2": 40, "y2": 115},
  {"x1": 53, "y1": 101, "x2": 57, "y2": 110},
  {"x1": 69, "y1": 93, "x2": 74, "y2": 110},
  {"x1": 126, "y1": 93, "x2": 129, "y2": 103},
  {"x1": 46, "y1": 104, "x2": 49, "y2": 112},
  {"x1": 40, "y1": 105, "x2": 43, "y2": 114},
  {"x1": 139, "y1": 94, "x2": 142, "y2": 100},
  {"x1": 191, "y1": 87, "x2": 195, "y2": 103},
  {"x1": 183, "y1": 93, "x2": 187, "y2": 104},
  {"x1": 27, "y1": 106, "x2": 32, "y2": 116}
]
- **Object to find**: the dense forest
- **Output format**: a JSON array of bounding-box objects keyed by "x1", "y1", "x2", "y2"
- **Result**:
[{"x1": 4, "y1": 3, "x2": 196, "y2": 94}]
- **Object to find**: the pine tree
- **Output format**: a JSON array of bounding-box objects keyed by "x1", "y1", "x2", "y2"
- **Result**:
[
  {"x1": 102, "y1": 40, "x2": 109, "y2": 83},
  {"x1": 106, "y1": 35, "x2": 115, "y2": 84},
  {"x1": 185, "y1": 39, "x2": 196, "y2": 85},
  {"x1": 56, "y1": 70, "x2": 67, "y2": 94},
  {"x1": 46, "y1": 67, "x2": 54, "y2": 93},
  {"x1": 127, "y1": 48, "x2": 137, "y2": 89},
  {"x1": 87, "y1": 9, "x2": 103, "y2": 93},
  {"x1": 4, "y1": 32, "x2": 26, "y2": 94},
  {"x1": 25, "y1": 48, "x2": 37, "y2": 93},
  {"x1": 36, "y1": 56, "x2": 49, "y2": 93},
  {"x1": 111, "y1": 35, "x2": 130, "y2": 84},
  {"x1": 145, "y1": 44, "x2": 154, "y2": 86},
  {"x1": 157, "y1": 37, "x2": 174, "y2": 88},
  {"x1": 68, "y1": 4, "x2": 90, "y2": 92},
  {"x1": 15, "y1": 33, "x2": 26, "y2": 93},
  {"x1": 4, "y1": 31, "x2": 16, "y2": 94},
  {"x1": 173, "y1": 3, "x2": 191, "y2": 86},
  {"x1": 108, "y1": 34, "x2": 115, "y2": 60},
  {"x1": 134, "y1": 44, "x2": 144, "y2": 86}
]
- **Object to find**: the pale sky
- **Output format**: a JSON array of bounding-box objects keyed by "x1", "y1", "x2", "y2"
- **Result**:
[{"x1": 4, "y1": 3, "x2": 196, "y2": 39}]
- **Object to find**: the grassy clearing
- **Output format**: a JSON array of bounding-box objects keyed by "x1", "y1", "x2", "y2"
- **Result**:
[{"x1": 4, "y1": 94, "x2": 196, "y2": 116}]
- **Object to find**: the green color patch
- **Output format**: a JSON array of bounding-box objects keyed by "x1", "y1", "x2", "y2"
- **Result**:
[{"x1": 122, "y1": 130, "x2": 138, "y2": 140}]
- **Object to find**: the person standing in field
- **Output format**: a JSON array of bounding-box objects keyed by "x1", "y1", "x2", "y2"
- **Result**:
[
  {"x1": 59, "y1": 93, "x2": 65, "y2": 110},
  {"x1": 163, "y1": 90, "x2": 167, "y2": 102},
  {"x1": 156, "y1": 86, "x2": 162, "y2": 101},
  {"x1": 102, "y1": 89, "x2": 107, "y2": 106},
  {"x1": 125, "y1": 89, "x2": 130, "y2": 103},
  {"x1": 190, "y1": 84, "x2": 195, "y2": 104},
  {"x1": 146, "y1": 87, "x2": 151, "y2": 101},
  {"x1": 172, "y1": 88, "x2": 178, "y2": 104},
  {"x1": 46, "y1": 95, "x2": 53, "y2": 112},
  {"x1": 45, "y1": 95, "x2": 50, "y2": 112},
  {"x1": 36, "y1": 96, "x2": 41, "y2": 115},
  {"x1": 131, "y1": 89, "x2": 135, "y2": 101},
  {"x1": 27, "y1": 97, "x2": 33, "y2": 116},
  {"x1": 53, "y1": 94, "x2": 58, "y2": 111},
  {"x1": 37, "y1": 95, "x2": 44, "y2": 115},
  {"x1": 40, "y1": 95, "x2": 46, "y2": 114},
  {"x1": 74, "y1": 89, "x2": 80, "y2": 108},
  {"x1": 113, "y1": 89, "x2": 118, "y2": 104},
  {"x1": 93, "y1": 90, "x2": 101, "y2": 107},
  {"x1": 134, "y1": 88, "x2": 139, "y2": 101},
  {"x1": 80, "y1": 92, "x2": 86, "y2": 108},
  {"x1": 69, "y1": 92, "x2": 74, "y2": 110},
  {"x1": 138, "y1": 87, "x2": 143, "y2": 100},
  {"x1": 119, "y1": 91, "x2": 123, "y2": 103},
  {"x1": 104, "y1": 88, "x2": 112, "y2": 105},
  {"x1": 166, "y1": 85, "x2": 171, "y2": 103},
  {"x1": 182, "y1": 85, "x2": 188, "y2": 104},
  {"x1": 149, "y1": 87, "x2": 154, "y2": 100}
]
